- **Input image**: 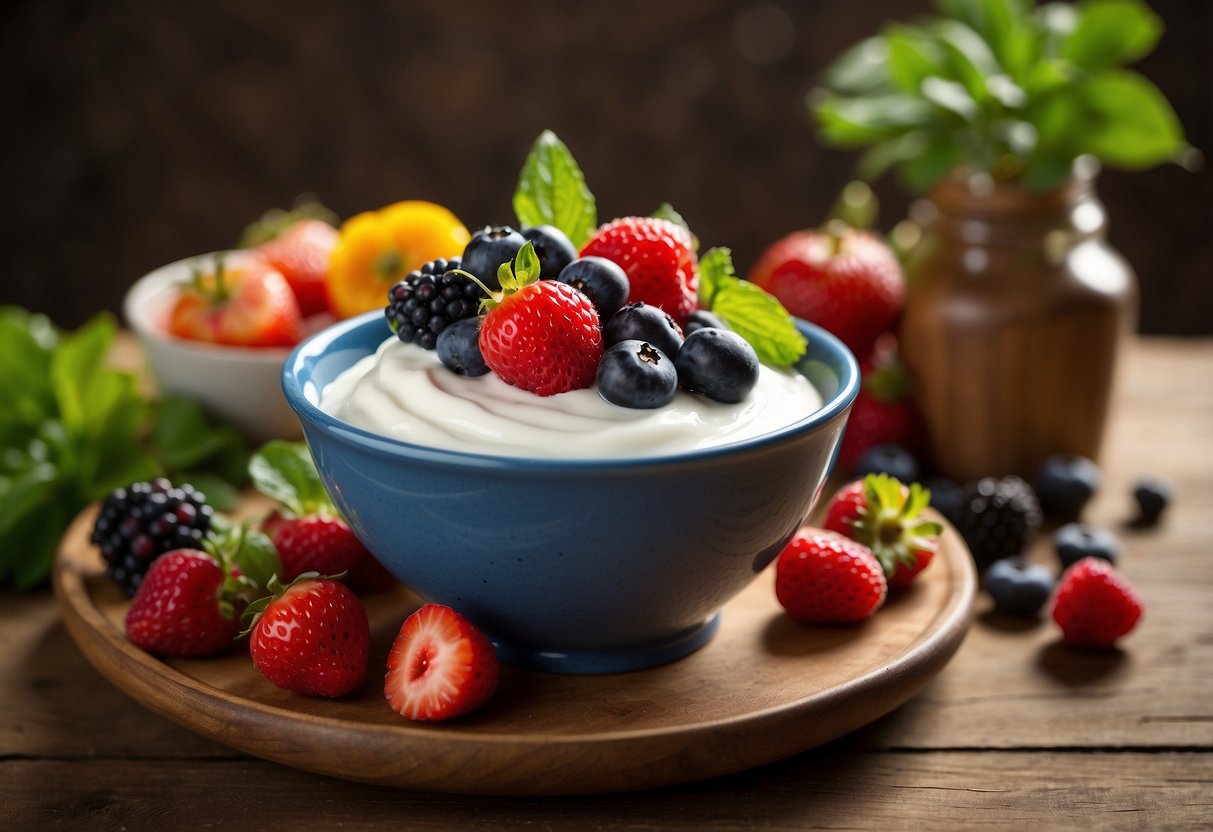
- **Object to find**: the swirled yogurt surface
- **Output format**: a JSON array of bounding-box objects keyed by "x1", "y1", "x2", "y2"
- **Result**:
[{"x1": 319, "y1": 337, "x2": 823, "y2": 459}]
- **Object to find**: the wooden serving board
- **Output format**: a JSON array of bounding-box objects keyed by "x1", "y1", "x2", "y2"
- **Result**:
[{"x1": 53, "y1": 499, "x2": 976, "y2": 796}]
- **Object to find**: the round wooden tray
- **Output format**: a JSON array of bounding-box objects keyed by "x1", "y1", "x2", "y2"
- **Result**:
[{"x1": 54, "y1": 501, "x2": 976, "y2": 796}]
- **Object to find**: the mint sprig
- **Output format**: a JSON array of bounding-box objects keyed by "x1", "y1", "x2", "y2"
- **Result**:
[
  {"x1": 652, "y1": 203, "x2": 700, "y2": 251},
  {"x1": 248, "y1": 440, "x2": 336, "y2": 518},
  {"x1": 698, "y1": 248, "x2": 807, "y2": 367},
  {"x1": 513, "y1": 131, "x2": 598, "y2": 248}
]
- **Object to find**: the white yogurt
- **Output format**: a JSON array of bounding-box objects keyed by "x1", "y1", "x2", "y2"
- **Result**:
[{"x1": 320, "y1": 338, "x2": 823, "y2": 459}]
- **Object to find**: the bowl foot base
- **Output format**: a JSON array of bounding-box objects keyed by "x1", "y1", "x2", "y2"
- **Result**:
[{"x1": 490, "y1": 613, "x2": 721, "y2": 675}]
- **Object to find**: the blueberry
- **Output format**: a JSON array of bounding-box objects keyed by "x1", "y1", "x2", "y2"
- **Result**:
[
  {"x1": 853, "y1": 444, "x2": 920, "y2": 484},
  {"x1": 1033, "y1": 454, "x2": 1101, "y2": 520},
  {"x1": 523, "y1": 225, "x2": 577, "y2": 279},
  {"x1": 984, "y1": 558, "x2": 1055, "y2": 617},
  {"x1": 556, "y1": 257, "x2": 630, "y2": 321},
  {"x1": 1132, "y1": 475, "x2": 1172, "y2": 526},
  {"x1": 925, "y1": 476, "x2": 965, "y2": 526},
  {"x1": 1054, "y1": 523, "x2": 1119, "y2": 570},
  {"x1": 603, "y1": 302, "x2": 684, "y2": 360},
  {"x1": 684, "y1": 309, "x2": 728, "y2": 334},
  {"x1": 675, "y1": 328, "x2": 760, "y2": 404},
  {"x1": 436, "y1": 317, "x2": 489, "y2": 377},
  {"x1": 461, "y1": 226, "x2": 526, "y2": 291},
  {"x1": 596, "y1": 340, "x2": 678, "y2": 409}
]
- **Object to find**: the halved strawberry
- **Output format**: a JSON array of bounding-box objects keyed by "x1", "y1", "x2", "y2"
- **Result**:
[
  {"x1": 256, "y1": 218, "x2": 339, "y2": 317},
  {"x1": 824, "y1": 474, "x2": 942, "y2": 588},
  {"x1": 167, "y1": 258, "x2": 303, "y2": 347},
  {"x1": 384, "y1": 604, "x2": 499, "y2": 721}
]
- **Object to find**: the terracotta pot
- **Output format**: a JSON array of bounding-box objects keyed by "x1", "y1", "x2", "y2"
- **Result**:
[{"x1": 899, "y1": 160, "x2": 1137, "y2": 481}]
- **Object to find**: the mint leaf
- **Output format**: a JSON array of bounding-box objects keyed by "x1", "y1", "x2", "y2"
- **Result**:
[
  {"x1": 652, "y1": 203, "x2": 689, "y2": 230},
  {"x1": 697, "y1": 247, "x2": 807, "y2": 367},
  {"x1": 1072, "y1": 70, "x2": 1186, "y2": 169},
  {"x1": 1062, "y1": 0, "x2": 1162, "y2": 71},
  {"x1": 512, "y1": 131, "x2": 598, "y2": 249},
  {"x1": 249, "y1": 440, "x2": 334, "y2": 517}
]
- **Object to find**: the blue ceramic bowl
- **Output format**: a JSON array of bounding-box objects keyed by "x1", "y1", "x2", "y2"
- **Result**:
[{"x1": 283, "y1": 312, "x2": 858, "y2": 673}]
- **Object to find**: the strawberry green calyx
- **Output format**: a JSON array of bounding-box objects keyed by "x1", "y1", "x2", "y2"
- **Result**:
[
  {"x1": 237, "y1": 570, "x2": 345, "y2": 637},
  {"x1": 187, "y1": 254, "x2": 234, "y2": 308},
  {"x1": 848, "y1": 473, "x2": 943, "y2": 576},
  {"x1": 455, "y1": 241, "x2": 543, "y2": 314},
  {"x1": 200, "y1": 519, "x2": 280, "y2": 619}
]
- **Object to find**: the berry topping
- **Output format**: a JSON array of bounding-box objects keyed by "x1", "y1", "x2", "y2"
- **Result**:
[
  {"x1": 255, "y1": 218, "x2": 339, "y2": 317},
  {"x1": 953, "y1": 476, "x2": 1043, "y2": 573},
  {"x1": 385, "y1": 603, "x2": 499, "y2": 721},
  {"x1": 602, "y1": 301, "x2": 684, "y2": 360},
  {"x1": 461, "y1": 226, "x2": 526, "y2": 292},
  {"x1": 774, "y1": 528, "x2": 887, "y2": 623},
  {"x1": 674, "y1": 328, "x2": 760, "y2": 404},
  {"x1": 596, "y1": 340, "x2": 679, "y2": 409},
  {"x1": 522, "y1": 225, "x2": 577, "y2": 279},
  {"x1": 984, "y1": 558, "x2": 1055, "y2": 617},
  {"x1": 1054, "y1": 523, "x2": 1120, "y2": 569},
  {"x1": 91, "y1": 478, "x2": 214, "y2": 596},
  {"x1": 683, "y1": 309, "x2": 728, "y2": 334},
  {"x1": 264, "y1": 513, "x2": 370, "y2": 582},
  {"x1": 1052, "y1": 557, "x2": 1143, "y2": 648},
  {"x1": 1033, "y1": 454, "x2": 1101, "y2": 521},
  {"x1": 853, "y1": 444, "x2": 921, "y2": 485},
  {"x1": 580, "y1": 216, "x2": 699, "y2": 326},
  {"x1": 124, "y1": 549, "x2": 243, "y2": 658},
  {"x1": 555, "y1": 256, "x2": 631, "y2": 321},
  {"x1": 1132, "y1": 475, "x2": 1172, "y2": 526},
  {"x1": 384, "y1": 258, "x2": 483, "y2": 351},
  {"x1": 436, "y1": 316, "x2": 490, "y2": 377}
]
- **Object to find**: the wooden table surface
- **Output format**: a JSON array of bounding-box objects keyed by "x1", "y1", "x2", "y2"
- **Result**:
[{"x1": 3, "y1": 336, "x2": 1211, "y2": 831}]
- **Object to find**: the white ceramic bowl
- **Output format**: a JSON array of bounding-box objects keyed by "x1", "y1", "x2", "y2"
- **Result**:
[{"x1": 123, "y1": 250, "x2": 303, "y2": 444}]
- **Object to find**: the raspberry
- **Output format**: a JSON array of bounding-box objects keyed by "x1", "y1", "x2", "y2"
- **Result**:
[
  {"x1": 384, "y1": 257, "x2": 484, "y2": 350},
  {"x1": 580, "y1": 217, "x2": 698, "y2": 326},
  {"x1": 90, "y1": 479, "x2": 214, "y2": 596}
]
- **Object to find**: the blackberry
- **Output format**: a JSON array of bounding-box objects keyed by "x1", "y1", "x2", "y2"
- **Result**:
[
  {"x1": 954, "y1": 476, "x2": 1043, "y2": 573},
  {"x1": 385, "y1": 257, "x2": 484, "y2": 350},
  {"x1": 90, "y1": 478, "x2": 214, "y2": 596}
]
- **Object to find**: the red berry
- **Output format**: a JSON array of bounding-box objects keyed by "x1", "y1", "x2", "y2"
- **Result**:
[
  {"x1": 774, "y1": 529, "x2": 887, "y2": 623},
  {"x1": 266, "y1": 513, "x2": 369, "y2": 582},
  {"x1": 580, "y1": 217, "x2": 698, "y2": 326},
  {"x1": 837, "y1": 335, "x2": 929, "y2": 473},
  {"x1": 256, "y1": 219, "x2": 339, "y2": 317},
  {"x1": 247, "y1": 578, "x2": 370, "y2": 697},
  {"x1": 1052, "y1": 557, "x2": 1143, "y2": 648},
  {"x1": 479, "y1": 279, "x2": 602, "y2": 396},
  {"x1": 125, "y1": 549, "x2": 240, "y2": 657},
  {"x1": 748, "y1": 227, "x2": 903, "y2": 355},
  {"x1": 385, "y1": 604, "x2": 499, "y2": 721},
  {"x1": 823, "y1": 474, "x2": 942, "y2": 588}
]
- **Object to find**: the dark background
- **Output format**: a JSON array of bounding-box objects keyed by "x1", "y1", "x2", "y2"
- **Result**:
[{"x1": 3, "y1": 0, "x2": 1209, "y2": 334}]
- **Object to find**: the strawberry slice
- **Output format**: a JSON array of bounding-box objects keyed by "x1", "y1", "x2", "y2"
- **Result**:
[{"x1": 385, "y1": 604, "x2": 499, "y2": 721}]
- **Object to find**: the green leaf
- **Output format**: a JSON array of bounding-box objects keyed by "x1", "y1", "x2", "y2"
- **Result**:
[
  {"x1": 236, "y1": 197, "x2": 338, "y2": 248},
  {"x1": 921, "y1": 77, "x2": 980, "y2": 122},
  {"x1": 821, "y1": 36, "x2": 892, "y2": 95},
  {"x1": 712, "y1": 282, "x2": 807, "y2": 368},
  {"x1": 696, "y1": 246, "x2": 733, "y2": 310},
  {"x1": 0, "y1": 309, "x2": 56, "y2": 429},
  {"x1": 7, "y1": 499, "x2": 75, "y2": 591},
  {"x1": 931, "y1": 20, "x2": 1000, "y2": 103},
  {"x1": 886, "y1": 28, "x2": 943, "y2": 94},
  {"x1": 1072, "y1": 70, "x2": 1186, "y2": 169},
  {"x1": 513, "y1": 240, "x2": 542, "y2": 284},
  {"x1": 49, "y1": 313, "x2": 117, "y2": 437},
  {"x1": 652, "y1": 202, "x2": 689, "y2": 230},
  {"x1": 826, "y1": 181, "x2": 880, "y2": 230},
  {"x1": 898, "y1": 133, "x2": 965, "y2": 191},
  {"x1": 232, "y1": 528, "x2": 280, "y2": 592},
  {"x1": 1062, "y1": 0, "x2": 1163, "y2": 71},
  {"x1": 512, "y1": 130, "x2": 598, "y2": 249},
  {"x1": 814, "y1": 92, "x2": 933, "y2": 147},
  {"x1": 248, "y1": 440, "x2": 334, "y2": 517},
  {"x1": 1022, "y1": 151, "x2": 1076, "y2": 191}
]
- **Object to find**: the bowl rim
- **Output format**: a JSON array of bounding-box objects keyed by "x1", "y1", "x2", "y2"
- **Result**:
[
  {"x1": 282, "y1": 310, "x2": 859, "y2": 471},
  {"x1": 123, "y1": 249, "x2": 295, "y2": 362}
]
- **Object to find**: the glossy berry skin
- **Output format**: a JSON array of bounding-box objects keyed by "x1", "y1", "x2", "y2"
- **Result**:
[
  {"x1": 580, "y1": 217, "x2": 699, "y2": 326},
  {"x1": 775, "y1": 529, "x2": 887, "y2": 623},
  {"x1": 684, "y1": 309, "x2": 727, "y2": 334},
  {"x1": 265, "y1": 513, "x2": 370, "y2": 582},
  {"x1": 596, "y1": 340, "x2": 678, "y2": 409},
  {"x1": 125, "y1": 550, "x2": 239, "y2": 658},
  {"x1": 436, "y1": 317, "x2": 490, "y2": 377},
  {"x1": 478, "y1": 279, "x2": 603, "y2": 396},
  {"x1": 1132, "y1": 475, "x2": 1172, "y2": 526},
  {"x1": 984, "y1": 558, "x2": 1055, "y2": 617},
  {"x1": 837, "y1": 334, "x2": 928, "y2": 473},
  {"x1": 256, "y1": 219, "x2": 339, "y2": 317},
  {"x1": 954, "y1": 476, "x2": 1043, "y2": 573},
  {"x1": 853, "y1": 444, "x2": 920, "y2": 484},
  {"x1": 555, "y1": 256, "x2": 630, "y2": 321},
  {"x1": 1054, "y1": 523, "x2": 1120, "y2": 570},
  {"x1": 748, "y1": 227, "x2": 904, "y2": 356},
  {"x1": 1052, "y1": 557, "x2": 1143, "y2": 648},
  {"x1": 603, "y1": 301, "x2": 684, "y2": 360},
  {"x1": 523, "y1": 225, "x2": 577, "y2": 279},
  {"x1": 385, "y1": 604, "x2": 499, "y2": 721},
  {"x1": 461, "y1": 226, "x2": 526, "y2": 291},
  {"x1": 248, "y1": 578, "x2": 369, "y2": 697},
  {"x1": 1033, "y1": 454, "x2": 1101, "y2": 521},
  {"x1": 168, "y1": 260, "x2": 303, "y2": 347},
  {"x1": 675, "y1": 328, "x2": 759, "y2": 404}
]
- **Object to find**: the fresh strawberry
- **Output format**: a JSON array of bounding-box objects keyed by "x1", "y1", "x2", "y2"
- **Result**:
[
  {"x1": 748, "y1": 225, "x2": 903, "y2": 355},
  {"x1": 475, "y1": 243, "x2": 602, "y2": 396},
  {"x1": 256, "y1": 218, "x2": 339, "y2": 317},
  {"x1": 837, "y1": 334, "x2": 929, "y2": 473},
  {"x1": 125, "y1": 549, "x2": 243, "y2": 657},
  {"x1": 823, "y1": 474, "x2": 943, "y2": 588},
  {"x1": 774, "y1": 528, "x2": 887, "y2": 623},
  {"x1": 244, "y1": 576, "x2": 370, "y2": 697},
  {"x1": 167, "y1": 257, "x2": 303, "y2": 347},
  {"x1": 263, "y1": 512, "x2": 369, "y2": 582},
  {"x1": 580, "y1": 216, "x2": 698, "y2": 326},
  {"x1": 1052, "y1": 557, "x2": 1143, "y2": 648},
  {"x1": 385, "y1": 603, "x2": 499, "y2": 721}
]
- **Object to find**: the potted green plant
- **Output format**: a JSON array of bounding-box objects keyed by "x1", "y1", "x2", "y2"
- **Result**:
[{"x1": 811, "y1": 0, "x2": 1194, "y2": 480}]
